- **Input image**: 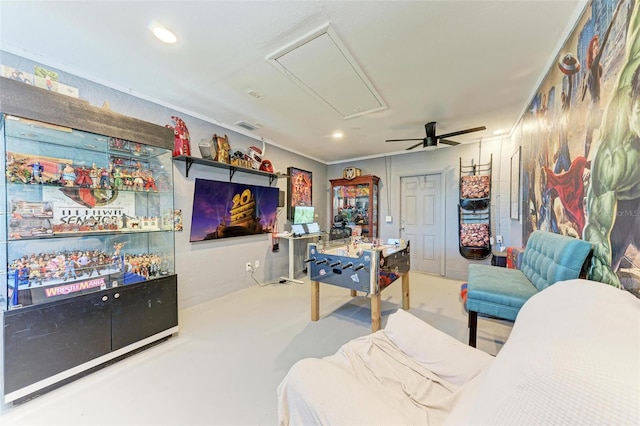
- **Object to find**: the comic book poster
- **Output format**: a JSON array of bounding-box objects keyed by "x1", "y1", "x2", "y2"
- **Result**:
[{"x1": 520, "y1": 0, "x2": 639, "y2": 295}]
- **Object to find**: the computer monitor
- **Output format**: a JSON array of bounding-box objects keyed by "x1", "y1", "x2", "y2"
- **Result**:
[{"x1": 293, "y1": 205, "x2": 315, "y2": 224}]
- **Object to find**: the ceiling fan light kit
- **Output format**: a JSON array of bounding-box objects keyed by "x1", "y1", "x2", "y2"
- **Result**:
[{"x1": 386, "y1": 121, "x2": 486, "y2": 150}]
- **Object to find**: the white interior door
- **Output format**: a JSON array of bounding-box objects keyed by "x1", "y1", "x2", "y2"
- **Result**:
[{"x1": 400, "y1": 174, "x2": 443, "y2": 275}]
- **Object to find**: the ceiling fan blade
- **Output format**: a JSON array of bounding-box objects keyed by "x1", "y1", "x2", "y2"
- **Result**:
[
  {"x1": 406, "y1": 141, "x2": 424, "y2": 150},
  {"x1": 437, "y1": 126, "x2": 486, "y2": 139},
  {"x1": 439, "y1": 138, "x2": 460, "y2": 146},
  {"x1": 386, "y1": 138, "x2": 423, "y2": 142}
]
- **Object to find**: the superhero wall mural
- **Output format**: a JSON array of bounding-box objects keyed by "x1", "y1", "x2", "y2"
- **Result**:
[{"x1": 518, "y1": 0, "x2": 639, "y2": 296}]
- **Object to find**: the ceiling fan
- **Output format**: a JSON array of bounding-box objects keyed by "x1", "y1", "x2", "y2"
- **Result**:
[{"x1": 386, "y1": 122, "x2": 486, "y2": 150}]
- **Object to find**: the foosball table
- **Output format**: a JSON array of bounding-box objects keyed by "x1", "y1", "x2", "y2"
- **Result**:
[{"x1": 306, "y1": 239, "x2": 411, "y2": 331}]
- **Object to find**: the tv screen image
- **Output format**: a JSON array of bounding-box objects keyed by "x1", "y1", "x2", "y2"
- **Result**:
[
  {"x1": 293, "y1": 205, "x2": 315, "y2": 224},
  {"x1": 190, "y1": 178, "x2": 279, "y2": 242}
]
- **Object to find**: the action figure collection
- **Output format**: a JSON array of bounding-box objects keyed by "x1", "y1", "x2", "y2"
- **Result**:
[
  {"x1": 9, "y1": 244, "x2": 172, "y2": 290},
  {"x1": 6, "y1": 140, "x2": 169, "y2": 192},
  {"x1": 5, "y1": 135, "x2": 175, "y2": 305}
]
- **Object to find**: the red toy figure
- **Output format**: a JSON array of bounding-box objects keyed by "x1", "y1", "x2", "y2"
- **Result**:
[
  {"x1": 143, "y1": 169, "x2": 157, "y2": 192},
  {"x1": 74, "y1": 165, "x2": 93, "y2": 187},
  {"x1": 166, "y1": 116, "x2": 191, "y2": 157}
]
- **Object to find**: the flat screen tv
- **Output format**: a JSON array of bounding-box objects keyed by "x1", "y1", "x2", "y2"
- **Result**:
[
  {"x1": 293, "y1": 205, "x2": 315, "y2": 224},
  {"x1": 190, "y1": 178, "x2": 279, "y2": 242}
]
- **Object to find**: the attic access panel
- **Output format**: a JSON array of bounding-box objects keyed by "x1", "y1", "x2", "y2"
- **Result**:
[{"x1": 266, "y1": 24, "x2": 387, "y2": 119}]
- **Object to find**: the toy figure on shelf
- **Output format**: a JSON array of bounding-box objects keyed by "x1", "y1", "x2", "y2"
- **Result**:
[
  {"x1": 213, "y1": 134, "x2": 231, "y2": 164},
  {"x1": 131, "y1": 142, "x2": 143, "y2": 156},
  {"x1": 259, "y1": 159, "x2": 274, "y2": 173},
  {"x1": 143, "y1": 169, "x2": 157, "y2": 192},
  {"x1": 99, "y1": 167, "x2": 111, "y2": 189},
  {"x1": 247, "y1": 146, "x2": 263, "y2": 170},
  {"x1": 113, "y1": 168, "x2": 124, "y2": 190},
  {"x1": 63, "y1": 257, "x2": 77, "y2": 281},
  {"x1": 28, "y1": 257, "x2": 43, "y2": 287},
  {"x1": 61, "y1": 163, "x2": 76, "y2": 186},
  {"x1": 166, "y1": 116, "x2": 191, "y2": 157},
  {"x1": 74, "y1": 165, "x2": 93, "y2": 187},
  {"x1": 110, "y1": 137, "x2": 127, "y2": 151},
  {"x1": 247, "y1": 139, "x2": 267, "y2": 170},
  {"x1": 113, "y1": 242, "x2": 126, "y2": 255},
  {"x1": 29, "y1": 160, "x2": 44, "y2": 184},
  {"x1": 132, "y1": 168, "x2": 144, "y2": 191},
  {"x1": 90, "y1": 163, "x2": 99, "y2": 188}
]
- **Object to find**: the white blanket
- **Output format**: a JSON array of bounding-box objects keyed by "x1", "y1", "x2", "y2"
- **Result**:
[
  {"x1": 446, "y1": 279, "x2": 640, "y2": 425},
  {"x1": 278, "y1": 310, "x2": 493, "y2": 425},
  {"x1": 278, "y1": 279, "x2": 640, "y2": 425}
]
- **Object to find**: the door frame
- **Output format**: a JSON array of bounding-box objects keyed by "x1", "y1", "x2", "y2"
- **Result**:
[{"x1": 398, "y1": 169, "x2": 448, "y2": 276}]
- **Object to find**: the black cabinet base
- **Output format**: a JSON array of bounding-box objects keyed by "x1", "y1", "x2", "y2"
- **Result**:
[
  {"x1": 3, "y1": 275, "x2": 178, "y2": 403},
  {"x1": 9, "y1": 334, "x2": 174, "y2": 406}
]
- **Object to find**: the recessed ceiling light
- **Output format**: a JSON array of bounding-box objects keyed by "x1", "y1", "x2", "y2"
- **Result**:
[
  {"x1": 247, "y1": 89, "x2": 261, "y2": 98},
  {"x1": 332, "y1": 131, "x2": 344, "y2": 139},
  {"x1": 150, "y1": 22, "x2": 177, "y2": 44},
  {"x1": 492, "y1": 129, "x2": 506, "y2": 135}
]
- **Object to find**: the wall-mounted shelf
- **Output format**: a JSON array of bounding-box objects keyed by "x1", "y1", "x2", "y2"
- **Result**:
[{"x1": 173, "y1": 155, "x2": 287, "y2": 185}]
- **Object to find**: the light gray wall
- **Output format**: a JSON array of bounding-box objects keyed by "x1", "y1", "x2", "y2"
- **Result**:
[
  {"x1": 328, "y1": 135, "x2": 522, "y2": 281},
  {"x1": 174, "y1": 144, "x2": 327, "y2": 308},
  {"x1": 1, "y1": 49, "x2": 523, "y2": 302},
  {"x1": 0, "y1": 50, "x2": 327, "y2": 309}
]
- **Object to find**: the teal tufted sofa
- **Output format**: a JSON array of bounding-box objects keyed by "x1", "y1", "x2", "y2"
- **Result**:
[{"x1": 466, "y1": 230, "x2": 592, "y2": 346}]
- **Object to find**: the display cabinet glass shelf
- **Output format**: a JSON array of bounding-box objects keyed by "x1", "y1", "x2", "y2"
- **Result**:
[
  {"x1": 330, "y1": 175, "x2": 379, "y2": 239},
  {"x1": 2, "y1": 115, "x2": 175, "y2": 310},
  {"x1": 0, "y1": 77, "x2": 178, "y2": 404}
]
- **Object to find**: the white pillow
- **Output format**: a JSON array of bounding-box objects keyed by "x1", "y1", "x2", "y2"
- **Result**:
[{"x1": 384, "y1": 309, "x2": 493, "y2": 386}]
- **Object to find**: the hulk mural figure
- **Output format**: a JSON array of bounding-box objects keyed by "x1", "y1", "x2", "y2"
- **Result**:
[{"x1": 584, "y1": 4, "x2": 640, "y2": 294}]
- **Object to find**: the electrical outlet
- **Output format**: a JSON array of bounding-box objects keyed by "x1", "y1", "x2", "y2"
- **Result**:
[
  {"x1": 245, "y1": 262, "x2": 252, "y2": 272},
  {"x1": 254, "y1": 260, "x2": 259, "y2": 269}
]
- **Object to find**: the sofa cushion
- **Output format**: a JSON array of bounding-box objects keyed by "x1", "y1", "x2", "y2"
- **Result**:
[
  {"x1": 466, "y1": 264, "x2": 538, "y2": 321},
  {"x1": 520, "y1": 230, "x2": 592, "y2": 291},
  {"x1": 384, "y1": 309, "x2": 494, "y2": 386}
]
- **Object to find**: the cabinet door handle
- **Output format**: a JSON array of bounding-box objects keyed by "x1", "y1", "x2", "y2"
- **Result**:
[
  {"x1": 114, "y1": 293, "x2": 120, "y2": 299},
  {"x1": 102, "y1": 295, "x2": 108, "y2": 302}
]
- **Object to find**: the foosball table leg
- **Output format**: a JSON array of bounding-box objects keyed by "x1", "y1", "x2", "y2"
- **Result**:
[
  {"x1": 311, "y1": 281, "x2": 319, "y2": 321},
  {"x1": 402, "y1": 272, "x2": 410, "y2": 310},
  {"x1": 370, "y1": 291, "x2": 381, "y2": 332}
]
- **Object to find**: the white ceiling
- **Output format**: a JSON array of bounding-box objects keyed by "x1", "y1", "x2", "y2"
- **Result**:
[{"x1": 0, "y1": 1, "x2": 586, "y2": 164}]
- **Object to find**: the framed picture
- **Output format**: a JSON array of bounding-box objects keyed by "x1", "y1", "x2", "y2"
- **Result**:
[
  {"x1": 287, "y1": 167, "x2": 312, "y2": 220},
  {"x1": 510, "y1": 147, "x2": 521, "y2": 220}
]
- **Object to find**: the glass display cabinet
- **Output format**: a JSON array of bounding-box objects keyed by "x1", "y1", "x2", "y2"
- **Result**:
[
  {"x1": 0, "y1": 77, "x2": 178, "y2": 404},
  {"x1": 2, "y1": 116, "x2": 175, "y2": 309},
  {"x1": 330, "y1": 175, "x2": 379, "y2": 239}
]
